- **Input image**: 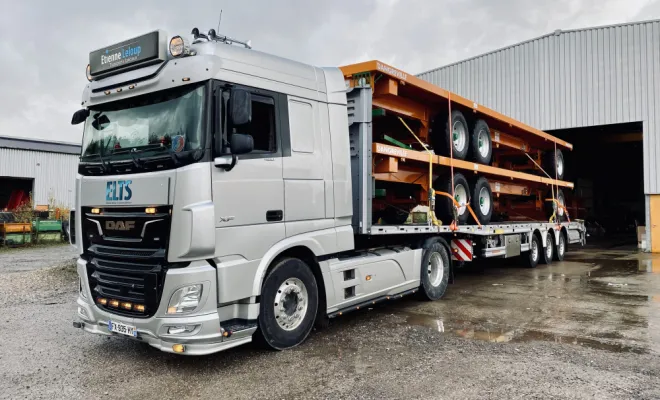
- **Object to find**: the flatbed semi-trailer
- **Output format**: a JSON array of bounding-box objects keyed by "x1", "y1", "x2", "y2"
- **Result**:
[{"x1": 70, "y1": 28, "x2": 585, "y2": 355}]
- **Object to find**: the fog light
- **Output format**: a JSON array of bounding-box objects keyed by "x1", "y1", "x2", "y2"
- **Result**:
[
  {"x1": 91, "y1": 208, "x2": 100, "y2": 214},
  {"x1": 145, "y1": 207, "x2": 156, "y2": 214},
  {"x1": 135, "y1": 304, "x2": 145, "y2": 313},
  {"x1": 167, "y1": 284, "x2": 203, "y2": 314},
  {"x1": 121, "y1": 302, "x2": 132, "y2": 310},
  {"x1": 97, "y1": 298, "x2": 108, "y2": 306},
  {"x1": 109, "y1": 299, "x2": 119, "y2": 308},
  {"x1": 172, "y1": 344, "x2": 185, "y2": 353},
  {"x1": 86, "y1": 64, "x2": 92, "y2": 82},
  {"x1": 169, "y1": 36, "x2": 189, "y2": 57},
  {"x1": 168, "y1": 325, "x2": 197, "y2": 335},
  {"x1": 78, "y1": 306, "x2": 88, "y2": 319}
]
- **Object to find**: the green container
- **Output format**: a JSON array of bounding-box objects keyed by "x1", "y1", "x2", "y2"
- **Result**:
[
  {"x1": 3, "y1": 233, "x2": 30, "y2": 245},
  {"x1": 32, "y1": 220, "x2": 63, "y2": 232}
]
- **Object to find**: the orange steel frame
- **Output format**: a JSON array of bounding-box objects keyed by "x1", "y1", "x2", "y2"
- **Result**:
[{"x1": 340, "y1": 60, "x2": 574, "y2": 151}]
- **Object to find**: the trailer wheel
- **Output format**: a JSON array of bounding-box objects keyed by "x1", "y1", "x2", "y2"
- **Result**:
[
  {"x1": 471, "y1": 119, "x2": 492, "y2": 165},
  {"x1": 543, "y1": 149, "x2": 565, "y2": 180},
  {"x1": 544, "y1": 189, "x2": 567, "y2": 222},
  {"x1": 525, "y1": 234, "x2": 541, "y2": 268},
  {"x1": 420, "y1": 242, "x2": 450, "y2": 300},
  {"x1": 470, "y1": 176, "x2": 493, "y2": 224},
  {"x1": 554, "y1": 231, "x2": 567, "y2": 261},
  {"x1": 435, "y1": 173, "x2": 470, "y2": 225},
  {"x1": 540, "y1": 232, "x2": 554, "y2": 264},
  {"x1": 445, "y1": 110, "x2": 470, "y2": 160},
  {"x1": 256, "y1": 258, "x2": 318, "y2": 350}
]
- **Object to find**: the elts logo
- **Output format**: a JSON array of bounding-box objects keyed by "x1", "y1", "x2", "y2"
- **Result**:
[
  {"x1": 101, "y1": 44, "x2": 142, "y2": 66},
  {"x1": 106, "y1": 180, "x2": 132, "y2": 202}
]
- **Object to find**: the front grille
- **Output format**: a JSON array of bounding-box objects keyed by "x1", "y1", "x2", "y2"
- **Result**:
[{"x1": 81, "y1": 206, "x2": 172, "y2": 318}]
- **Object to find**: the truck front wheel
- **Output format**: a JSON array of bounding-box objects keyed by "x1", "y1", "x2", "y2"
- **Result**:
[
  {"x1": 257, "y1": 258, "x2": 319, "y2": 350},
  {"x1": 420, "y1": 242, "x2": 450, "y2": 300}
]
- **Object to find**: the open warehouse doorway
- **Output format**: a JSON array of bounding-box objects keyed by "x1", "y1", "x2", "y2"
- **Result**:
[
  {"x1": 0, "y1": 177, "x2": 34, "y2": 211},
  {"x1": 548, "y1": 122, "x2": 644, "y2": 246}
]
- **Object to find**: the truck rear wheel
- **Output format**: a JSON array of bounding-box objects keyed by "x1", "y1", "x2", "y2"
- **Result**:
[
  {"x1": 543, "y1": 149, "x2": 565, "y2": 180},
  {"x1": 525, "y1": 234, "x2": 541, "y2": 268},
  {"x1": 554, "y1": 231, "x2": 567, "y2": 261},
  {"x1": 445, "y1": 110, "x2": 470, "y2": 160},
  {"x1": 470, "y1": 176, "x2": 493, "y2": 224},
  {"x1": 540, "y1": 232, "x2": 554, "y2": 264},
  {"x1": 420, "y1": 242, "x2": 450, "y2": 300},
  {"x1": 435, "y1": 173, "x2": 470, "y2": 225},
  {"x1": 257, "y1": 258, "x2": 318, "y2": 350},
  {"x1": 471, "y1": 119, "x2": 492, "y2": 165}
]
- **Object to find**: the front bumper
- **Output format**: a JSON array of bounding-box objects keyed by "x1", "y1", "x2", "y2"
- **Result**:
[{"x1": 74, "y1": 258, "x2": 255, "y2": 356}]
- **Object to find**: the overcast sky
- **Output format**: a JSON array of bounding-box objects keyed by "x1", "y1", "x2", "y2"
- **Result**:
[{"x1": 0, "y1": 0, "x2": 658, "y2": 144}]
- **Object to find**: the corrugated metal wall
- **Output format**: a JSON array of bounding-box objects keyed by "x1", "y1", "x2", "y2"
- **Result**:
[
  {"x1": 0, "y1": 148, "x2": 78, "y2": 207},
  {"x1": 418, "y1": 20, "x2": 660, "y2": 194}
]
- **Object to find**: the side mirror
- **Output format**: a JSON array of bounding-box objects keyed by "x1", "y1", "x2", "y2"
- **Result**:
[
  {"x1": 230, "y1": 133, "x2": 254, "y2": 155},
  {"x1": 71, "y1": 109, "x2": 90, "y2": 125},
  {"x1": 230, "y1": 89, "x2": 252, "y2": 126}
]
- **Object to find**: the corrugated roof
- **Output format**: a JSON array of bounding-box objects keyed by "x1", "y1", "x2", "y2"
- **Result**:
[
  {"x1": 416, "y1": 18, "x2": 660, "y2": 76},
  {"x1": 0, "y1": 136, "x2": 81, "y2": 155}
]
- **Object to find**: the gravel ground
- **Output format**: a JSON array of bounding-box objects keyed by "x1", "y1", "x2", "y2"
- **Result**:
[
  {"x1": 0, "y1": 245, "x2": 659, "y2": 399},
  {"x1": 0, "y1": 244, "x2": 77, "y2": 273}
]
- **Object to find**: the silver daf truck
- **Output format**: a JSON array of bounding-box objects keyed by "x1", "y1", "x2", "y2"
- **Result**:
[{"x1": 71, "y1": 29, "x2": 586, "y2": 355}]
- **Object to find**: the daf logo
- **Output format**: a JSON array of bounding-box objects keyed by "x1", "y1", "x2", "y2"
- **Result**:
[{"x1": 105, "y1": 221, "x2": 136, "y2": 231}]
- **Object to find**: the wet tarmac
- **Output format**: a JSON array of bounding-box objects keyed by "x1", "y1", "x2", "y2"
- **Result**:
[{"x1": 1, "y1": 244, "x2": 659, "y2": 399}]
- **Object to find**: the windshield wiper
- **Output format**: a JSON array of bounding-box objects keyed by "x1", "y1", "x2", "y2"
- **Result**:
[
  {"x1": 84, "y1": 152, "x2": 113, "y2": 173},
  {"x1": 153, "y1": 144, "x2": 181, "y2": 166}
]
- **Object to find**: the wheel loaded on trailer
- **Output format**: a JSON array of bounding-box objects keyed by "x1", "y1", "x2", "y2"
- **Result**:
[{"x1": 470, "y1": 119, "x2": 493, "y2": 165}]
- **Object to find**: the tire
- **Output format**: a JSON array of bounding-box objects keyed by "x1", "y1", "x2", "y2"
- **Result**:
[
  {"x1": 470, "y1": 176, "x2": 493, "y2": 224},
  {"x1": 257, "y1": 258, "x2": 318, "y2": 350},
  {"x1": 435, "y1": 172, "x2": 470, "y2": 225},
  {"x1": 525, "y1": 234, "x2": 541, "y2": 268},
  {"x1": 540, "y1": 232, "x2": 554, "y2": 265},
  {"x1": 470, "y1": 119, "x2": 492, "y2": 165},
  {"x1": 543, "y1": 149, "x2": 565, "y2": 180},
  {"x1": 544, "y1": 189, "x2": 567, "y2": 222},
  {"x1": 420, "y1": 242, "x2": 450, "y2": 300},
  {"x1": 554, "y1": 231, "x2": 567, "y2": 261},
  {"x1": 444, "y1": 110, "x2": 470, "y2": 160}
]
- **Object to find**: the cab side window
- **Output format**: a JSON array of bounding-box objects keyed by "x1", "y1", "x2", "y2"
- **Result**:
[{"x1": 232, "y1": 96, "x2": 276, "y2": 153}]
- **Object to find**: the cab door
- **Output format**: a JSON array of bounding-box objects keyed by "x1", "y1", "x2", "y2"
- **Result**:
[{"x1": 211, "y1": 83, "x2": 287, "y2": 260}]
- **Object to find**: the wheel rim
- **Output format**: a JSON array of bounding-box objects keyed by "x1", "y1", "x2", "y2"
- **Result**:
[
  {"x1": 454, "y1": 183, "x2": 468, "y2": 216},
  {"x1": 478, "y1": 187, "x2": 491, "y2": 215},
  {"x1": 531, "y1": 239, "x2": 539, "y2": 262},
  {"x1": 427, "y1": 252, "x2": 444, "y2": 287},
  {"x1": 546, "y1": 236, "x2": 553, "y2": 259},
  {"x1": 273, "y1": 277, "x2": 308, "y2": 331},
  {"x1": 452, "y1": 120, "x2": 467, "y2": 153},
  {"x1": 556, "y1": 154, "x2": 564, "y2": 177},
  {"x1": 477, "y1": 129, "x2": 489, "y2": 158}
]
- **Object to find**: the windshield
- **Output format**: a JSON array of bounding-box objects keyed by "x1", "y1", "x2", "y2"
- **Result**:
[{"x1": 80, "y1": 83, "x2": 206, "y2": 162}]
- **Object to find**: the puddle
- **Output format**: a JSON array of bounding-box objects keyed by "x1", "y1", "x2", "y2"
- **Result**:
[{"x1": 400, "y1": 312, "x2": 647, "y2": 354}]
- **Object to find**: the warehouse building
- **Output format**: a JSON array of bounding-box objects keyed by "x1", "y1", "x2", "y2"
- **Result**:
[
  {"x1": 418, "y1": 20, "x2": 659, "y2": 251},
  {"x1": 0, "y1": 136, "x2": 80, "y2": 210}
]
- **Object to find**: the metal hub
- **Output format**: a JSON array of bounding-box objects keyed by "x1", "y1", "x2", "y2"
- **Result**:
[
  {"x1": 273, "y1": 278, "x2": 308, "y2": 331},
  {"x1": 452, "y1": 120, "x2": 467, "y2": 153},
  {"x1": 427, "y1": 252, "x2": 444, "y2": 287},
  {"x1": 477, "y1": 129, "x2": 489, "y2": 158},
  {"x1": 478, "y1": 187, "x2": 491, "y2": 215},
  {"x1": 454, "y1": 183, "x2": 468, "y2": 216}
]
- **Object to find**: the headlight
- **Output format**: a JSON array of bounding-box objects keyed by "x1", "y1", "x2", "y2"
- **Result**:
[
  {"x1": 86, "y1": 64, "x2": 92, "y2": 82},
  {"x1": 167, "y1": 284, "x2": 202, "y2": 314},
  {"x1": 169, "y1": 36, "x2": 189, "y2": 57}
]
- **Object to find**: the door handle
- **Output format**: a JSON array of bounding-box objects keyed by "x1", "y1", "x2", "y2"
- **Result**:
[{"x1": 266, "y1": 210, "x2": 283, "y2": 222}]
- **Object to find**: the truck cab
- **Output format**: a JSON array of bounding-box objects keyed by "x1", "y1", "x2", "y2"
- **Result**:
[{"x1": 72, "y1": 29, "x2": 395, "y2": 355}]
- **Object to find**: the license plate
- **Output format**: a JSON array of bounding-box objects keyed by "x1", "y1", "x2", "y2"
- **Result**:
[{"x1": 108, "y1": 320, "x2": 137, "y2": 337}]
